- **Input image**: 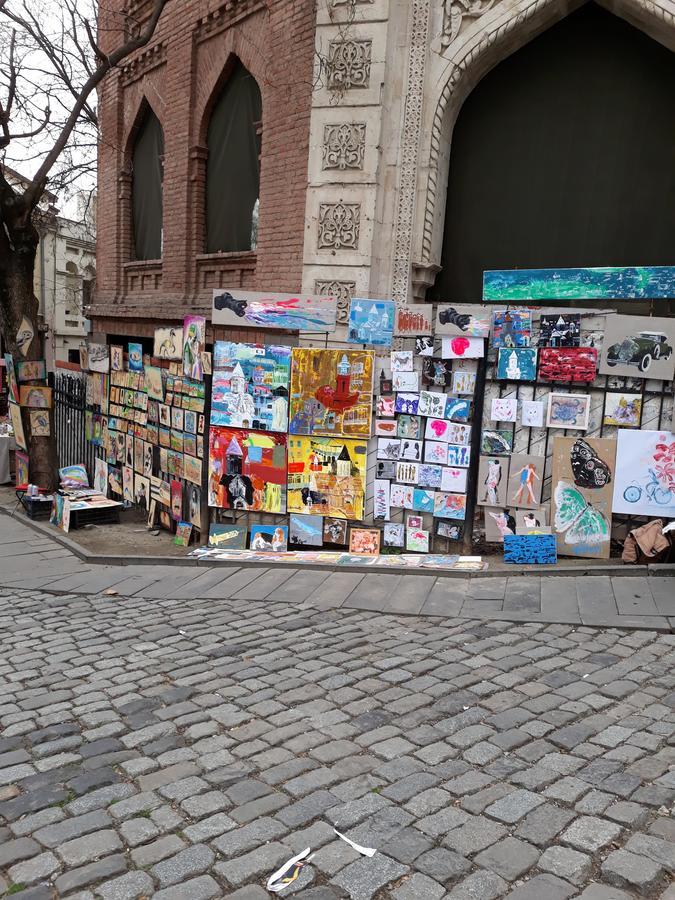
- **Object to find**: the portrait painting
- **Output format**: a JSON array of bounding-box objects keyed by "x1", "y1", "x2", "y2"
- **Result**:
[
  {"x1": 183, "y1": 315, "x2": 206, "y2": 381},
  {"x1": 323, "y1": 518, "x2": 348, "y2": 544}
]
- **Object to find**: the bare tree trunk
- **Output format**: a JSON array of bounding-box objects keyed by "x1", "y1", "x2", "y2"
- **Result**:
[{"x1": 0, "y1": 189, "x2": 59, "y2": 491}]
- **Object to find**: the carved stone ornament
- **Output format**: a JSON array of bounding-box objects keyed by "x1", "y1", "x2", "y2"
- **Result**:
[
  {"x1": 317, "y1": 203, "x2": 361, "y2": 251},
  {"x1": 315, "y1": 279, "x2": 356, "y2": 323},
  {"x1": 442, "y1": 0, "x2": 499, "y2": 47},
  {"x1": 322, "y1": 123, "x2": 367, "y2": 170},
  {"x1": 327, "y1": 39, "x2": 372, "y2": 91}
]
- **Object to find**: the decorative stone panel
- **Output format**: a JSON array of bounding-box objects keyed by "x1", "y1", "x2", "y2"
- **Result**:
[
  {"x1": 315, "y1": 279, "x2": 356, "y2": 323},
  {"x1": 317, "y1": 202, "x2": 361, "y2": 250},
  {"x1": 322, "y1": 123, "x2": 367, "y2": 170},
  {"x1": 442, "y1": 0, "x2": 501, "y2": 48},
  {"x1": 326, "y1": 39, "x2": 372, "y2": 90}
]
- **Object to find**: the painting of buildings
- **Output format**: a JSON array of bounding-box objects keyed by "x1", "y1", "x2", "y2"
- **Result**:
[
  {"x1": 208, "y1": 427, "x2": 287, "y2": 513},
  {"x1": 347, "y1": 299, "x2": 395, "y2": 346},
  {"x1": 211, "y1": 342, "x2": 291, "y2": 432},
  {"x1": 289, "y1": 348, "x2": 373, "y2": 438},
  {"x1": 287, "y1": 436, "x2": 367, "y2": 520}
]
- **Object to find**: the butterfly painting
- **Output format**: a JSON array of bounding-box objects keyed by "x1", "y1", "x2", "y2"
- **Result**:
[
  {"x1": 554, "y1": 481, "x2": 610, "y2": 549},
  {"x1": 570, "y1": 438, "x2": 612, "y2": 489}
]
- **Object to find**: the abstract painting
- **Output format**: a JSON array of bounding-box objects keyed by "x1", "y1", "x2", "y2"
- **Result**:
[
  {"x1": 212, "y1": 289, "x2": 337, "y2": 332},
  {"x1": 251, "y1": 525, "x2": 289, "y2": 551},
  {"x1": 347, "y1": 299, "x2": 395, "y2": 346},
  {"x1": 211, "y1": 342, "x2": 291, "y2": 432},
  {"x1": 397, "y1": 415, "x2": 422, "y2": 439},
  {"x1": 289, "y1": 515, "x2": 324, "y2": 546},
  {"x1": 349, "y1": 528, "x2": 381, "y2": 556},
  {"x1": 392, "y1": 371, "x2": 419, "y2": 392},
  {"x1": 374, "y1": 479, "x2": 391, "y2": 519},
  {"x1": 16, "y1": 359, "x2": 47, "y2": 382},
  {"x1": 484, "y1": 507, "x2": 516, "y2": 542},
  {"x1": 154, "y1": 326, "x2": 183, "y2": 360},
  {"x1": 452, "y1": 370, "x2": 477, "y2": 394},
  {"x1": 15, "y1": 450, "x2": 29, "y2": 486},
  {"x1": 287, "y1": 435, "x2": 367, "y2": 519},
  {"x1": 417, "y1": 391, "x2": 446, "y2": 419},
  {"x1": 9, "y1": 403, "x2": 26, "y2": 450},
  {"x1": 481, "y1": 429, "x2": 513, "y2": 455},
  {"x1": 483, "y1": 266, "x2": 675, "y2": 300},
  {"x1": 515, "y1": 507, "x2": 549, "y2": 532},
  {"x1": 503, "y1": 534, "x2": 557, "y2": 565},
  {"x1": 394, "y1": 393, "x2": 419, "y2": 415},
  {"x1": 433, "y1": 492, "x2": 467, "y2": 520},
  {"x1": 324, "y1": 518, "x2": 348, "y2": 544},
  {"x1": 375, "y1": 419, "x2": 398, "y2": 437},
  {"x1": 395, "y1": 304, "x2": 433, "y2": 336},
  {"x1": 446, "y1": 444, "x2": 471, "y2": 467},
  {"x1": 599, "y1": 314, "x2": 675, "y2": 381},
  {"x1": 377, "y1": 395, "x2": 395, "y2": 417},
  {"x1": 446, "y1": 398, "x2": 472, "y2": 422},
  {"x1": 604, "y1": 392, "x2": 642, "y2": 429},
  {"x1": 424, "y1": 442, "x2": 448, "y2": 465},
  {"x1": 612, "y1": 429, "x2": 675, "y2": 519},
  {"x1": 435, "y1": 304, "x2": 491, "y2": 337},
  {"x1": 88, "y1": 343, "x2": 110, "y2": 373},
  {"x1": 419, "y1": 464, "x2": 443, "y2": 488},
  {"x1": 208, "y1": 427, "x2": 287, "y2": 513},
  {"x1": 491, "y1": 397, "x2": 518, "y2": 423},
  {"x1": 412, "y1": 488, "x2": 436, "y2": 513},
  {"x1": 552, "y1": 436, "x2": 616, "y2": 559},
  {"x1": 383, "y1": 523, "x2": 405, "y2": 547},
  {"x1": 208, "y1": 524, "x2": 247, "y2": 549},
  {"x1": 477, "y1": 455, "x2": 510, "y2": 507},
  {"x1": 406, "y1": 528, "x2": 429, "y2": 553},
  {"x1": 128, "y1": 343, "x2": 143, "y2": 372},
  {"x1": 546, "y1": 393, "x2": 590, "y2": 430},
  {"x1": 491, "y1": 310, "x2": 532, "y2": 348},
  {"x1": 289, "y1": 348, "x2": 373, "y2": 438},
  {"x1": 497, "y1": 348, "x2": 537, "y2": 381},
  {"x1": 441, "y1": 467, "x2": 468, "y2": 493},
  {"x1": 506, "y1": 453, "x2": 544, "y2": 509},
  {"x1": 441, "y1": 336, "x2": 484, "y2": 359},
  {"x1": 538, "y1": 348, "x2": 597, "y2": 383},
  {"x1": 183, "y1": 315, "x2": 206, "y2": 381},
  {"x1": 521, "y1": 400, "x2": 544, "y2": 428},
  {"x1": 437, "y1": 521, "x2": 463, "y2": 540},
  {"x1": 423, "y1": 358, "x2": 452, "y2": 388},
  {"x1": 538, "y1": 314, "x2": 581, "y2": 347},
  {"x1": 390, "y1": 484, "x2": 414, "y2": 508}
]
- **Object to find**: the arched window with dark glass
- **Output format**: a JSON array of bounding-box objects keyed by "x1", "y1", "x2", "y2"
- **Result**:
[
  {"x1": 205, "y1": 60, "x2": 262, "y2": 254},
  {"x1": 131, "y1": 109, "x2": 164, "y2": 260}
]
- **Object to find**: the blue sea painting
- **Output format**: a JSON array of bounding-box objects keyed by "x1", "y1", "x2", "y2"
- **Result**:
[
  {"x1": 445, "y1": 398, "x2": 472, "y2": 422},
  {"x1": 412, "y1": 488, "x2": 436, "y2": 513},
  {"x1": 503, "y1": 533, "x2": 557, "y2": 565},
  {"x1": 347, "y1": 299, "x2": 395, "y2": 347},
  {"x1": 289, "y1": 513, "x2": 323, "y2": 547},
  {"x1": 483, "y1": 266, "x2": 675, "y2": 301},
  {"x1": 497, "y1": 348, "x2": 538, "y2": 381}
]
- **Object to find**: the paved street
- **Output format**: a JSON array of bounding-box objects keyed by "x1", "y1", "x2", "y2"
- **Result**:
[{"x1": 1, "y1": 580, "x2": 675, "y2": 899}]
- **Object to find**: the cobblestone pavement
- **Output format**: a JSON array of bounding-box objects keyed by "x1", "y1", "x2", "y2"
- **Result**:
[{"x1": 1, "y1": 586, "x2": 675, "y2": 899}]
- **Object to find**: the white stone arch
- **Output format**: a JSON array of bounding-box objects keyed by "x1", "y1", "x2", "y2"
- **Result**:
[{"x1": 405, "y1": 0, "x2": 675, "y2": 294}]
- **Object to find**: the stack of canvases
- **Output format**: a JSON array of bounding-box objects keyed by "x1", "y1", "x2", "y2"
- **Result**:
[
  {"x1": 480, "y1": 302, "x2": 675, "y2": 563},
  {"x1": 84, "y1": 317, "x2": 209, "y2": 542}
]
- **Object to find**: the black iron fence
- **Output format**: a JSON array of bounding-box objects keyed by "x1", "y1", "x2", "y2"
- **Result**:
[{"x1": 53, "y1": 371, "x2": 96, "y2": 480}]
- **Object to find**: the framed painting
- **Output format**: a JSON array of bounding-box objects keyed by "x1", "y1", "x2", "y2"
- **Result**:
[
  {"x1": 491, "y1": 309, "x2": 532, "y2": 348},
  {"x1": 538, "y1": 314, "x2": 581, "y2": 348},
  {"x1": 349, "y1": 527, "x2": 381, "y2": 556},
  {"x1": 546, "y1": 393, "x2": 590, "y2": 430},
  {"x1": 506, "y1": 453, "x2": 545, "y2": 509},
  {"x1": 211, "y1": 342, "x2": 291, "y2": 432},
  {"x1": 208, "y1": 427, "x2": 287, "y2": 513},
  {"x1": 603, "y1": 392, "x2": 642, "y2": 429},
  {"x1": 612, "y1": 429, "x2": 675, "y2": 519},
  {"x1": 538, "y1": 347, "x2": 597, "y2": 383},
  {"x1": 15, "y1": 359, "x2": 46, "y2": 382},
  {"x1": 347, "y1": 298, "x2": 394, "y2": 346},
  {"x1": 497, "y1": 348, "x2": 537, "y2": 381},
  {"x1": 29, "y1": 410, "x2": 50, "y2": 437},
  {"x1": 599, "y1": 314, "x2": 675, "y2": 381},
  {"x1": 212, "y1": 289, "x2": 337, "y2": 332},
  {"x1": 289, "y1": 348, "x2": 373, "y2": 438},
  {"x1": 287, "y1": 435, "x2": 367, "y2": 519},
  {"x1": 395, "y1": 304, "x2": 433, "y2": 336}
]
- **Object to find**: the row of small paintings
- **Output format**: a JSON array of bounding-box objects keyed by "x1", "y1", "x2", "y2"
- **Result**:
[{"x1": 490, "y1": 389, "x2": 646, "y2": 432}]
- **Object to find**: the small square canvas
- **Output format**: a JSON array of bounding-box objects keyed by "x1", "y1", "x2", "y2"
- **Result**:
[
  {"x1": 397, "y1": 415, "x2": 422, "y2": 439},
  {"x1": 452, "y1": 370, "x2": 477, "y2": 394},
  {"x1": 603, "y1": 392, "x2": 642, "y2": 428},
  {"x1": 433, "y1": 492, "x2": 467, "y2": 520},
  {"x1": 377, "y1": 395, "x2": 396, "y2": 417},
  {"x1": 396, "y1": 461, "x2": 419, "y2": 483},
  {"x1": 492, "y1": 309, "x2": 532, "y2": 348},
  {"x1": 383, "y1": 523, "x2": 405, "y2": 547},
  {"x1": 481, "y1": 429, "x2": 513, "y2": 455},
  {"x1": 521, "y1": 400, "x2": 544, "y2": 428},
  {"x1": 395, "y1": 304, "x2": 433, "y2": 336},
  {"x1": 546, "y1": 392, "x2": 590, "y2": 430},
  {"x1": 424, "y1": 442, "x2": 448, "y2": 465},
  {"x1": 390, "y1": 484, "x2": 414, "y2": 508},
  {"x1": 391, "y1": 350, "x2": 413, "y2": 371},
  {"x1": 445, "y1": 398, "x2": 472, "y2": 422},
  {"x1": 289, "y1": 514, "x2": 324, "y2": 546},
  {"x1": 484, "y1": 507, "x2": 517, "y2": 542},
  {"x1": 250, "y1": 524, "x2": 289, "y2": 551},
  {"x1": 324, "y1": 518, "x2": 348, "y2": 544},
  {"x1": 347, "y1": 299, "x2": 394, "y2": 346},
  {"x1": 422, "y1": 358, "x2": 452, "y2": 388},
  {"x1": 446, "y1": 444, "x2": 471, "y2": 467},
  {"x1": 497, "y1": 348, "x2": 537, "y2": 381},
  {"x1": 406, "y1": 528, "x2": 429, "y2": 553},
  {"x1": 350, "y1": 528, "x2": 381, "y2": 556},
  {"x1": 208, "y1": 524, "x2": 247, "y2": 549},
  {"x1": 418, "y1": 464, "x2": 443, "y2": 488},
  {"x1": 154, "y1": 326, "x2": 183, "y2": 360},
  {"x1": 392, "y1": 371, "x2": 419, "y2": 392},
  {"x1": 538, "y1": 314, "x2": 581, "y2": 347},
  {"x1": 400, "y1": 439, "x2": 423, "y2": 462},
  {"x1": 377, "y1": 437, "x2": 401, "y2": 460},
  {"x1": 395, "y1": 393, "x2": 420, "y2": 415},
  {"x1": 415, "y1": 337, "x2": 434, "y2": 356},
  {"x1": 437, "y1": 521, "x2": 462, "y2": 540},
  {"x1": 491, "y1": 397, "x2": 518, "y2": 423},
  {"x1": 375, "y1": 419, "x2": 398, "y2": 437},
  {"x1": 418, "y1": 390, "x2": 447, "y2": 418},
  {"x1": 412, "y1": 488, "x2": 435, "y2": 513}
]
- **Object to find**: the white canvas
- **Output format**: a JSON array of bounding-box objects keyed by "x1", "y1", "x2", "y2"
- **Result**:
[
  {"x1": 521, "y1": 400, "x2": 544, "y2": 428},
  {"x1": 612, "y1": 429, "x2": 675, "y2": 518},
  {"x1": 441, "y1": 336, "x2": 484, "y2": 359},
  {"x1": 441, "y1": 467, "x2": 468, "y2": 493},
  {"x1": 491, "y1": 397, "x2": 518, "y2": 423}
]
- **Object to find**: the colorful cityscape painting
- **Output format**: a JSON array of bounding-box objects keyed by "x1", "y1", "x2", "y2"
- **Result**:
[
  {"x1": 287, "y1": 436, "x2": 367, "y2": 520},
  {"x1": 208, "y1": 427, "x2": 287, "y2": 513},
  {"x1": 483, "y1": 266, "x2": 675, "y2": 300},
  {"x1": 211, "y1": 342, "x2": 291, "y2": 432},
  {"x1": 347, "y1": 299, "x2": 395, "y2": 346},
  {"x1": 289, "y1": 348, "x2": 373, "y2": 438}
]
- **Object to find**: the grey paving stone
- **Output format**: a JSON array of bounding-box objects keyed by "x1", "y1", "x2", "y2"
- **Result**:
[
  {"x1": 33, "y1": 810, "x2": 112, "y2": 848},
  {"x1": 612, "y1": 577, "x2": 659, "y2": 616},
  {"x1": 575, "y1": 885, "x2": 635, "y2": 900},
  {"x1": 0, "y1": 837, "x2": 41, "y2": 868},
  {"x1": 576, "y1": 576, "x2": 617, "y2": 623},
  {"x1": 515, "y1": 803, "x2": 576, "y2": 847},
  {"x1": 331, "y1": 853, "x2": 409, "y2": 899},
  {"x1": 420, "y1": 579, "x2": 465, "y2": 616},
  {"x1": 152, "y1": 875, "x2": 222, "y2": 900},
  {"x1": 214, "y1": 841, "x2": 291, "y2": 888},
  {"x1": 443, "y1": 815, "x2": 507, "y2": 856},
  {"x1": 57, "y1": 829, "x2": 123, "y2": 867},
  {"x1": 97, "y1": 870, "x2": 155, "y2": 900},
  {"x1": 484, "y1": 789, "x2": 544, "y2": 824},
  {"x1": 7, "y1": 851, "x2": 60, "y2": 886},
  {"x1": 474, "y1": 836, "x2": 539, "y2": 880},
  {"x1": 54, "y1": 854, "x2": 127, "y2": 894},
  {"x1": 538, "y1": 845, "x2": 592, "y2": 885},
  {"x1": 625, "y1": 833, "x2": 675, "y2": 871},
  {"x1": 391, "y1": 872, "x2": 445, "y2": 900},
  {"x1": 561, "y1": 815, "x2": 622, "y2": 852},
  {"x1": 152, "y1": 843, "x2": 215, "y2": 887},
  {"x1": 447, "y1": 869, "x2": 509, "y2": 899},
  {"x1": 305, "y1": 572, "x2": 364, "y2": 607},
  {"x1": 130, "y1": 835, "x2": 186, "y2": 868},
  {"x1": 602, "y1": 848, "x2": 666, "y2": 893},
  {"x1": 504, "y1": 874, "x2": 576, "y2": 899},
  {"x1": 212, "y1": 817, "x2": 288, "y2": 857}
]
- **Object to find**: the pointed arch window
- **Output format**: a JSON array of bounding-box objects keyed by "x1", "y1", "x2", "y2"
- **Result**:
[
  {"x1": 205, "y1": 60, "x2": 262, "y2": 254},
  {"x1": 132, "y1": 109, "x2": 164, "y2": 260}
]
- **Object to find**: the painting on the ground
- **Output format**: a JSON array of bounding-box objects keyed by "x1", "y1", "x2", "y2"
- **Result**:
[
  {"x1": 546, "y1": 393, "x2": 591, "y2": 431},
  {"x1": 287, "y1": 435, "x2": 367, "y2": 520},
  {"x1": 250, "y1": 524, "x2": 289, "y2": 552},
  {"x1": 506, "y1": 453, "x2": 544, "y2": 509},
  {"x1": 481, "y1": 429, "x2": 512, "y2": 455},
  {"x1": 538, "y1": 348, "x2": 597, "y2": 383},
  {"x1": 211, "y1": 342, "x2": 291, "y2": 432},
  {"x1": 289, "y1": 348, "x2": 373, "y2": 438},
  {"x1": 323, "y1": 518, "x2": 348, "y2": 545},
  {"x1": 183, "y1": 315, "x2": 206, "y2": 381},
  {"x1": 395, "y1": 304, "x2": 434, "y2": 336},
  {"x1": 538, "y1": 314, "x2": 581, "y2": 347},
  {"x1": 504, "y1": 534, "x2": 557, "y2": 565},
  {"x1": 349, "y1": 527, "x2": 381, "y2": 556},
  {"x1": 289, "y1": 514, "x2": 324, "y2": 547},
  {"x1": 603, "y1": 392, "x2": 642, "y2": 429},
  {"x1": 153, "y1": 326, "x2": 183, "y2": 360},
  {"x1": 484, "y1": 507, "x2": 516, "y2": 542},
  {"x1": 612, "y1": 429, "x2": 675, "y2": 519},
  {"x1": 497, "y1": 348, "x2": 537, "y2": 381},
  {"x1": 212, "y1": 289, "x2": 337, "y2": 332},
  {"x1": 477, "y1": 455, "x2": 510, "y2": 507},
  {"x1": 599, "y1": 314, "x2": 675, "y2": 381},
  {"x1": 491, "y1": 309, "x2": 531, "y2": 348},
  {"x1": 552, "y1": 436, "x2": 616, "y2": 559},
  {"x1": 208, "y1": 427, "x2": 287, "y2": 513},
  {"x1": 347, "y1": 298, "x2": 394, "y2": 346},
  {"x1": 483, "y1": 266, "x2": 675, "y2": 300},
  {"x1": 208, "y1": 524, "x2": 247, "y2": 549},
  {"x1": 435, "y1": 304, "x2": 491, "y2": 337}
]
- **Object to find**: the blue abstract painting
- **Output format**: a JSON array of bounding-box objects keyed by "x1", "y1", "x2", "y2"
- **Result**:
[
  {"x1": 483, "y1": 266, "x2": 675, "y2": 301},
  {"x1": 497, "y1": 348, "x2": 538, "y2": 381},
  {"x1": 347, "y1": 299, "x2": 395, "y2": 347},
  {"x1": 445, "y1": 398, "x2": 472, "y2": 422},
  {"x1": 503, "y1": 533, "x2": 557, "y2": 565}
]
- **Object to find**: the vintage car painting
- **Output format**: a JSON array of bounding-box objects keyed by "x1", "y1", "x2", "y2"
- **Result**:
[{"x1": 606, "y1": 331, "x2": 673, "y2": 373}]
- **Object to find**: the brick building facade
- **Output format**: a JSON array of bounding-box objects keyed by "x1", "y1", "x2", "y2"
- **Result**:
[{"x1": 93, "y1": 0, "x2": 316, "y2": 344}]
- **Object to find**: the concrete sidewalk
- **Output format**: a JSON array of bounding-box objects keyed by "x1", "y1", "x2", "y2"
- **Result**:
[{"x1": 1, "y1": 513, "x2": 674, "y2": 631}]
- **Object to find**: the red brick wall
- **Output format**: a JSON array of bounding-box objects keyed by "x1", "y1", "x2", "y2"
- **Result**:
[{"x1": 94, "y1": 0, "x2": 315, "y2": 335}]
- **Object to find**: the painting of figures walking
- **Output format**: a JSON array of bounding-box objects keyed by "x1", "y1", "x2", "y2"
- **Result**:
[{"x1": 211, "y1": 342, "x2": 291, "y2": 432}]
